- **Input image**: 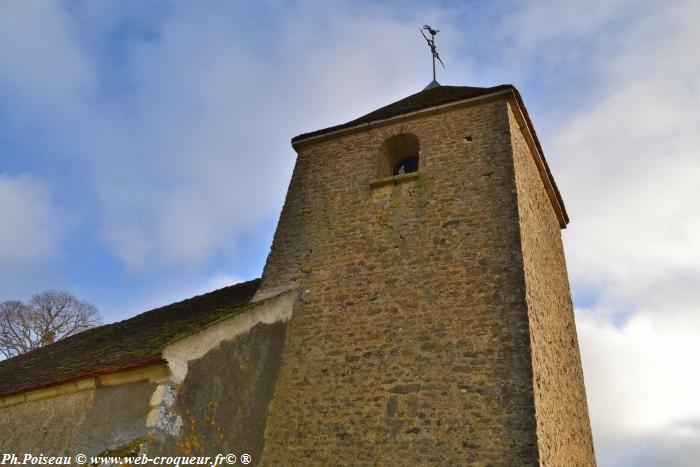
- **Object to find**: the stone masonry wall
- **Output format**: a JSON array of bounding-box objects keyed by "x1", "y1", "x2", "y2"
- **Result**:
[
  {"x1": 0, "y1": 381, "x2": 154, "y2": 457},
  {"x1": 508, "y1": 102, "x2": 596, "y2": 465},
  {"x1": 149, "y1": 321, "x2": 287, "y2": 461},
  {"x1": 258, "y1": 99, "x2": 540, "y2": 465}
]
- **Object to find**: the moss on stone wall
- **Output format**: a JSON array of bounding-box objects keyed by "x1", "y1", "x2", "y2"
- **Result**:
[{"x1": 92, "y1": 437, "x2": 147, "y2": 464}]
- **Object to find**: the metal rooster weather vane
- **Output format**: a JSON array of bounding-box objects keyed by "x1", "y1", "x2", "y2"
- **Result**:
[{"x1": 421, "y1": 25, "x2": 445, "y2": 85}]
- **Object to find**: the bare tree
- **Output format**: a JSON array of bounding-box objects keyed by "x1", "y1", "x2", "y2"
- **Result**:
[{"x1": 0, "y1": 290, "x2": 101, "y2": 359}]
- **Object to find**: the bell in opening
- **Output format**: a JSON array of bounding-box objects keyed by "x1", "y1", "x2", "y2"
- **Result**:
[
  {"x1": 393, "y1": 155, "x2": 419, "y2": 175},
  {"x1": 381, "y1": 133, "x2": 420, "y2": 178}
]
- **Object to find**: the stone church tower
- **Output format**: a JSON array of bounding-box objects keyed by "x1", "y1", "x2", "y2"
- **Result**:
[
  {"x1": 256, "y1": 84, "x2": 596, "y2": 465},
  {"x1": 0, "y1": 83, "x2": 595, "y2": 463}
]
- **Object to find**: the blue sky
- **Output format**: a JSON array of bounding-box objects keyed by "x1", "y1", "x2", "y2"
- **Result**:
[{"x1": 2, "y1": 1, "x2": 700, "y2": 465}]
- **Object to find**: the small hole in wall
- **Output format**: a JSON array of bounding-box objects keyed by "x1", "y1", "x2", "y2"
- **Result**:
[{"x1": 463, "y1": 135, "x2": 473, "y2": 143}]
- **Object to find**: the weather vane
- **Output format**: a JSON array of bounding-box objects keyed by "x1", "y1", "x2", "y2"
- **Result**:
[{"x1": 421, "y1": 25, "x2": 445, "y2": 86}]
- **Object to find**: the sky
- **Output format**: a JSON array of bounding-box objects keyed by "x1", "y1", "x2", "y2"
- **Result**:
[{"x1": 1, "y1": 0, "x2": 699, "y2": 465}]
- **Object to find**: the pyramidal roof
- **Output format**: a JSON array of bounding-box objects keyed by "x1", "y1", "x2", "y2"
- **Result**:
[
  {"x1": 291, "y1": 83, "x2": 569, "y2": 227},
  {"x1": 292, "y1": 84, "x2": 514, "y2": 144}
]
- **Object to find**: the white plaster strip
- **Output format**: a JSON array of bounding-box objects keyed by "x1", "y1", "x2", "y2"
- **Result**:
[{"x1": 162, "y1": 289, "x2": 296, "y2": 384}]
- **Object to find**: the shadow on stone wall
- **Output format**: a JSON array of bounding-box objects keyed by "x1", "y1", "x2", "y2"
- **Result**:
[{"x1": 149, "y1": 320, "x2": 287, "y2": 462}]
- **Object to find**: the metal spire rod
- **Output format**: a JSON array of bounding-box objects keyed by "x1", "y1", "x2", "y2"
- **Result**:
[{"x1": 420, "y1": 25, "x2": 445, "y2": 82}]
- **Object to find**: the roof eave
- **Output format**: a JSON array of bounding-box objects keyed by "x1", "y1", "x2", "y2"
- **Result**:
[
  {"x1": 291, "y1": 88, "x2": 513, "y2": 149},
  {"x1": 506, "y1": 89, "x2": 570, "y2": 228},
  {"x1": 0, "y1": 357, "x2": 167, "y2": 401}
]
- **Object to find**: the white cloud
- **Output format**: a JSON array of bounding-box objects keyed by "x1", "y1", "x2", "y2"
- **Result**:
[
  {"x1": 0, "y1": 0, "x2": 94, "y2": 112},
  {"x1": 578, "y1": 310, "x2": 700, "y2": 466},
  {"x1": 617, "y1": 424, "x2": 700, "y2": 467},
  {"x1": 0, "y1": 1, "x2": 461, "y2": 270},
  {"x1": 0, "y1": 174, "x2": 65, "y2": 266}
]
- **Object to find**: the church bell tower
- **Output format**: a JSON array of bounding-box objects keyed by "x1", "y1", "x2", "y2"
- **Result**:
[{"x1": 256, "y1": 84, "x2": 596, "y2": 465}]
